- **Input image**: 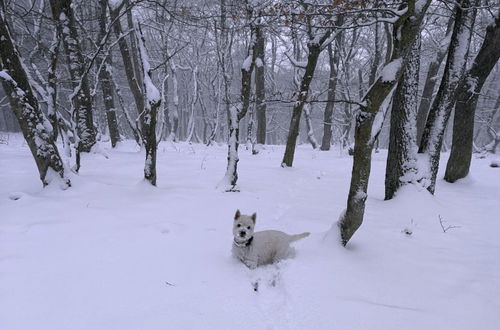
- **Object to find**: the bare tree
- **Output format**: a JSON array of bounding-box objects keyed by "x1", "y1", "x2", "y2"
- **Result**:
[
  {"x1": 418, "y1": 0, "x2": 477, "y2": 194},
  {"x1": 254, "y1": 18, "x2": 267, "y2": 150},
  {"x1": 0, "y1": 0, "x2": 69, "y2": 187},
  {"x1": 49, "y1": 0, "x2": 97, "y2": 171},
  {"x1": 415, "y1": 15, "x2": 454, "y2": 145},
  {"x1": 218, "y1": 2, "x2": 257, "y2": 191},
  {"x1": 445, "y1": 10, "x2": 500, "y2": 182},
  {"x1": 281, "y1": 7, "x2": 334, "y2": 167},
  {"x1": 320, "y1": 16, "x2": 343, "y2": 151},
  {"x1": 97, "y1": 0, "x2": 120, "y2": 147},
  {"x1": 338, "y1": 0, "x2": 432, "y2": 246}
]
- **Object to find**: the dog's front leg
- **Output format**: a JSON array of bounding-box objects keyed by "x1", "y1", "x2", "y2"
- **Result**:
[{"x1": 243, "y1": 258, "x2": 258, "y2": 269}]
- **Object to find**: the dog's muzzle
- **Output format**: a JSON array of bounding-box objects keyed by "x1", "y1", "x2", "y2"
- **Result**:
[{"x1": 239, "y1": 231, "x2": 246, "y2": 238}]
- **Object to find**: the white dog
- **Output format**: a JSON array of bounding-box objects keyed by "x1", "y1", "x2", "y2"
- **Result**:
[{"x1": 232, "y1": 210, "x2": 310, "y2": 269}]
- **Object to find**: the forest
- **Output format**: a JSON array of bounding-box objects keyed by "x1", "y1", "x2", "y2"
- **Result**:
[{"x1": 0, "y1": 0, "x2": 499, "y2": 329}]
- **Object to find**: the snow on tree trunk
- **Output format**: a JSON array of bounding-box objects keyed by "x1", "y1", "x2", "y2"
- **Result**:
[
  {"x1": 97, "y1": 0, "x2": 120, "y2": 148},
  {"x1": 218, "y1": 14, "x2": 256, "y2": 191},
  {"x1": 49, "y1": 0, "x2": 96, "y2": 169},
  {"x1": 338, "y1": 0, "x2": 432, "y2": 246},
  {"x1": 415, "y1": 16, "x2": 454, "y2": 145},
  {"x1": 219, "y1": 105, "x2": 240, "y2": 190},
  {"x1": 418, "y1": 0, "x2": 477, "y2": 194},
  {"x1": 303, "y1": 103, "x2": 319, "y2": 149},
  {"x1": 385, "y1": 36, "x2": 421, "y2": 200},
  {"x1": 0, "y1": 4, "x2": 69, "y2": 187},
  {"x1": 445, "y1": 11, "x2": 500, "y2": 182},
  {"x1": 46, "y1": 34, "x2": 60, "y2": 142},
  {"x1": 136, "y1": 23, "x2": 161, "y2": 186},
  {"x1": 246, "y1": 103, "x2": 256, "y2": 152},
  {"x1": 168, "y1": 61, "x2": 180, "y2": 142}
]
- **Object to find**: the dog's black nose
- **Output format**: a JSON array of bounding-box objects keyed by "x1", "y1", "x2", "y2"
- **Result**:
[{"x1": 239, "y1": 232, "x2": 245, "y2": 237}]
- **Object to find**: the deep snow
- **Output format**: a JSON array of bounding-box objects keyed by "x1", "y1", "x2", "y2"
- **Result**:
[{"x1": 0, "y1": 134, "x2": 499, "y2": 330}]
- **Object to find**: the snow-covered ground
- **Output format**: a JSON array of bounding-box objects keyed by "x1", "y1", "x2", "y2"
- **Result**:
[{"x1": 1, "y1": 133, "x2": 499, "y2": 330}]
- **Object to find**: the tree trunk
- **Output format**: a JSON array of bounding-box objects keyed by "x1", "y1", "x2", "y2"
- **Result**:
[
  {"x1": 98, "y1": 0, "x2": 120, "y2": 147},
  {"x1": 254, "y1": 24, "x2": 266, "y2": 147},
  {"x1": 136, "y1": 23, "x2": 161, "y2": 186},
  {"x1": 166, "y1": 61, "x2": 180, "y2": 142},
  {"x1": 339, "y1": 0, "x2": 431, "y2": 246},
  {"x1": 218, "y1": 8, "x2": 256, "y2": 190},
  {"x1": 415, "y1": 16, "x2": 454, "y2": 145},
  {"x1": 109, "y1": 2, "x2": 145, "y2": 125},
  {"x1": 320, "y1": 24, "x2": 342, "y2": 151},
  {"x1": 369, "y1": 22, "x2": 382, "y2": 86},
  {"x1": 281, "y1": 38, "x2": 328, "y2": 167},
  {"x1": 49, "y1": 0, "x2": 96, "y2": 167},
  {"x1": 0, "y1": 1, "x2": 69, "y2": 187},
  {"x1": 444, "y1": 11, "x2": 500, "y2": 182},
  {"x1": 418, "y1": 0, "x2": 477, "y2": 194},
  {"x1": 385, "y1": 36, "x2": 421, "y2": 200}
]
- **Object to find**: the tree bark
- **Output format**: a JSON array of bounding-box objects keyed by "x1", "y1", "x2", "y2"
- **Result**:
[
  {"x1": 444, "y1": 11, "x2": 500, "y2": 182},
  {"x1": 97, "y1": 0, "x2": 120, "y2": 147},
  {"x1": 49, "y1": 0, "x2": 96, "y2": 167},
  {"x1": 281, "y1": 32, "x2": 331, "y2": 167},
  {"x1": 136, "y1": 24, "x2": 161, "y2": 186},
  {"x1": 385, "y1": 36, "x2": 421, "y2": 200},
  {"x1": 0, "y1": 1, "x2": 69, "y2": 187},
  {"x1": 109, "y1": 2, "x2": 145, "y2": 125},
  {"x1": 418, "y1": 0, "x2": 477, "y2": 194},
  {"x1": 254, "y1": 23, "x2": 266, "y2": 147},
  {"x1": 218, "y1": 5, "x2": 256, "y2": 190},
  {"x1": 339, "y1": 0, "x2": 431, "y2": 246},
  {"x1": 415, "y1": 16, "x2": 454, "y2": 145},
  {"x1": 320, "y1": 22, "x2": 342, "y2": 151}
]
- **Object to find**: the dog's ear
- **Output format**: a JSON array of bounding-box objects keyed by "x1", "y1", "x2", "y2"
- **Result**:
[
  {"x1": 234, "y1": 209, "x2": 241, "y2": 220},
  {"x1": 251, "y1": 213, "x2": 256, "y2": 223}
]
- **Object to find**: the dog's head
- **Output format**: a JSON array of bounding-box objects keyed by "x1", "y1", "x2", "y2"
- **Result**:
[{"x1": 233, "y1": 209, "x2": 256, "y2": 242}]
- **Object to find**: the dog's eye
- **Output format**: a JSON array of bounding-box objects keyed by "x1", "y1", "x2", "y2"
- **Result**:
[
  {"x1": 247, "y1": 226, "x2": 251, "y2": 230},
  {"x1": 237, "y1": 224, "x2": 241, "y2": 228}
]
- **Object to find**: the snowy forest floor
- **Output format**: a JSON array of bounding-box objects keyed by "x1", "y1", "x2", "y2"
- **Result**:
[{"x1": 1, "y1": 133, "x2": 499, "y2": 330}]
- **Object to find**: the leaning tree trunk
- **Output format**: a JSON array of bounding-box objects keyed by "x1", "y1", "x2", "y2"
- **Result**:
[
  {"x1": 415, "y1": 16, "x2": 454, "y2": 145},
  {"x1": 254, "y1": 23, "x2": 266, "y2": 148},
  {"x1": 0, "y1": 1, "x2": 69, "y2": 187},
  {"x1": 281, "y1": 30, "x2": 332, "y2": 167},
  {"x1": 49, "y1": 0, "x2": 96, "y2": 169},
  {"x1": 385, "y1": 36, "x2": 421, "y2": 200},
  {"x1": 444, "y1": 11, "x2": 500, "y2": 182},
  {"x1": 97, "y1": 0, "x2": 120, "y2": 147},
  {"x1": 109, "y1": 2, "x2": 145, "y2": 129},
  {"x1": 418, "y1": 0, "x2": 477, "y2": 194},
  {"x1": 338, "y1": 0, "x2": 431, "y2": 246},
  {"x1": 320, "y1": 23, "x2": 342, "y2": 151}
]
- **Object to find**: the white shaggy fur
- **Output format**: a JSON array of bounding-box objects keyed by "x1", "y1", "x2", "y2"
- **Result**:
[{"x1": 231, "y1": 210, "x2": 310, "y2": 269}]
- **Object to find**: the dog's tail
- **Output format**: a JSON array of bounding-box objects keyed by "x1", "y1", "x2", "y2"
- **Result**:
[{"x1": 289, "y1": 232, "x2": 310, "y2": 242}]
